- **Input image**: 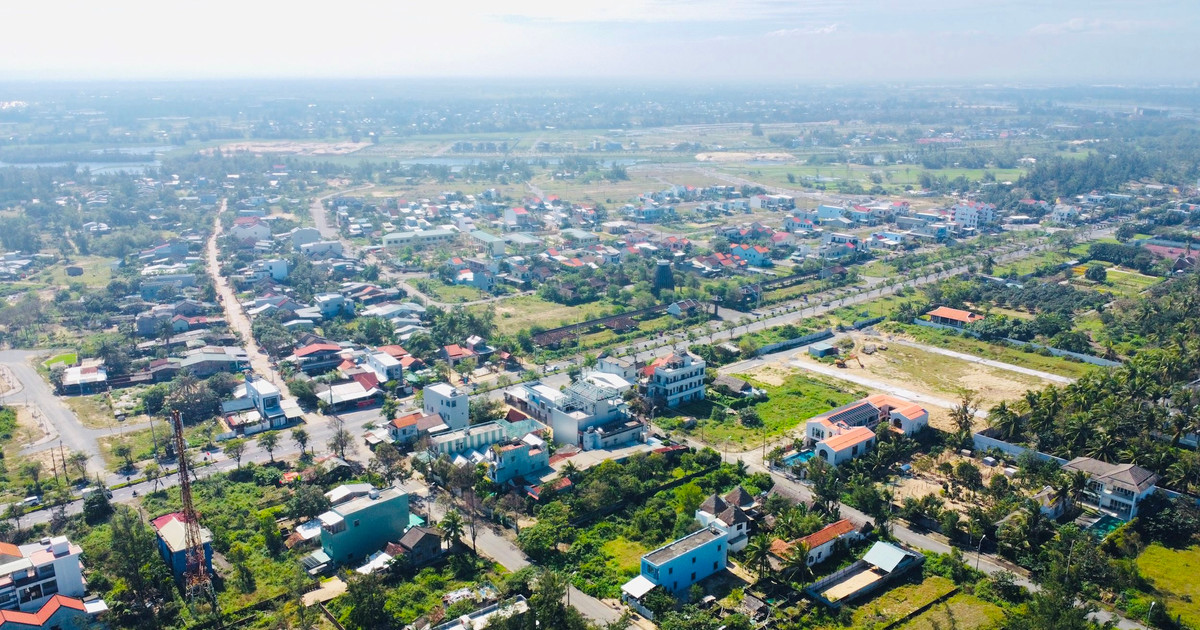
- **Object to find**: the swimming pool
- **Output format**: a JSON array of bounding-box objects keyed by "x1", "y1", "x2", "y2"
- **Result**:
[
  {"x1": 782, "y1": 450, "x2": 816, "y2": 467},
  {"x1": 1088, "y1": 514, "x2": 1124, "y2": 539}
]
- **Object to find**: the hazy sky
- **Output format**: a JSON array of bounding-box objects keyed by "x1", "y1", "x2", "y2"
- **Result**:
[{"x1": 1, "y1": 0, "x2": 1196, "y2": 82}]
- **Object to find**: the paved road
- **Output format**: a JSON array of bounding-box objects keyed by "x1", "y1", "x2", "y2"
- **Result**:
[
  {"x1": 421, "y1": 486, "x2": 624, "y2": 625},
  {"x1": 0, "y1": 350, "x2": 106, "y2": 474}
]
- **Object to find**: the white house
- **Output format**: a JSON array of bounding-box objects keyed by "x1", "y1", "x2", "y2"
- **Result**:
[
  {"x1": 424, "y1": 383, "x2": 469, "y2": 431},
  {"x1": 770, "y1": 519, "x2": 861, "y2": 567},
  {"x1": 1061, "y1": 457, "x2": 1159, "y2": 520},
  {"x1": 949, "y1": 202, "x2": 996, "y2": 230},
  {"x1": 644, "y1": 353, "x2": 706, "y2": 408}
]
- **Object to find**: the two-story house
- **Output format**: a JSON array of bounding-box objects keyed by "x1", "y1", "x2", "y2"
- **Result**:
[
  {"x1": 1061, "y1": 457, "x2": 1159, "y2": 520},
  {"x1": 318, "y1": 486, "x2": 415, "y2": 565},
  {"x1": 0, "y1": 537, "x2": 86, "y2": 613},
  {"x1": 152, "y1": 513, "x2": 214, "y2": 582}
]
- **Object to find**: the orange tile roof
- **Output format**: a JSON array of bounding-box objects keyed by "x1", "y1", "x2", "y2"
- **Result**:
[
  {"x1": 798, "y1": 519, "x2": 857, "y2": 550},
  {"x1": 926, "y1": 306, "x2": 983, "y2": 324},
  {"x1": 0, "y1": 595, "x2": 88, "y2": 627},
  {"x1": 0, "y1": 542, "x2": 19, "y2": 559},
  {"x1": 392, "y1": 412, "x2": 421, "y2": 429},
  {"x1": 822, "y1": 426, "x2": 875, "y2": 452}
]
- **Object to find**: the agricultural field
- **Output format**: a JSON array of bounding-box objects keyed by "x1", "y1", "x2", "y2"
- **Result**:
[{"x1": 1136, "y1": 544, "x2": 1200, "y2": 628}]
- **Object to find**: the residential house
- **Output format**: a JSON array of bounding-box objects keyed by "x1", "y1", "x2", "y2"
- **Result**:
[
  {"x1": 694, "y1": 494, "x2": 751, "y2": 552},
  {"x1": 385, "y1": 527, "x2": 442, "y2": 568},
  {"x1": 730, "y1": 244, "x2": 772, "y2": 267},
  {"x1": 287, "y1": 342, "x2": 344, "y2": 374},
  {"x1": 484, "y1": 434, "x2": 551, "y2": 485},
  {"x1": 926, "y1": 306, "x2": 984, "y2": 328},
  {"x1": 382, "y1": 229, "x2": 457, "y2": 248},
  {"x1": 61, "y1": 364, "x2": 107, "y2": 395},
  {"x1": 1051, "y1": 204, "x2": 1081, "y2": 224},
  {"x1": 0, "y1": 595, "x2": 106, "y2": 629},
  {"x1": 784, "y1": 215, "x2": 817, "y2": 233},
  {"x1": 319, "y1": 486, "x2": 416, "y2": 565},
  {"x1": 1061, "y1": 457, "x2": 1159, "y2": 520},
  {"x1": 152, "y1": 513, "x2": 214, "y2": 582},
  {"x1": 510, "y1": 380, "x2": 643, "y2": 450},
  {"x1": 949, "y1": 202, "x2": 996, "y2": 230},
  {"x1": 644, "y1": 352, "x2": 706, "y2": 408},
  {"x1": 314, "y1": 293, "x2": 353, "y2": 319},
  {"x1": 769, "y1": 519, "x2": 861, "y2": 568},
  {"x1": 625, "y1": 526, "x2": 728, "y2": 596},
  {"x1": 424, "y1": 383, "x2": 469, "y2": 431},
  {"x1": 815, "y1": 205, "x2": 845, "y2": 223},
  {"x1": 0, "y1": 537, "x2": 86, "y2": 613},
  {"x1": 229, "y1": 218, "x2": 271, "y2": 242}
]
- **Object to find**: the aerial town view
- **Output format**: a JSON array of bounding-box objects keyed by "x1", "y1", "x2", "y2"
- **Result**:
[{"x1": 0, "y1": 2, "x2": 1198, "y2": 629}]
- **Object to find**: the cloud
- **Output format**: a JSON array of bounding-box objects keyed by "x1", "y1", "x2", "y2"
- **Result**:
[
  {"x1": 488, "y1": 0, "x2": 851, "y2": 24},
  {"x1": 1029, "y1": 17, "x2": 1161, "y2": 36},
  {"x1": 768, "y1": 23, "x2": 840, "y2": 37}
]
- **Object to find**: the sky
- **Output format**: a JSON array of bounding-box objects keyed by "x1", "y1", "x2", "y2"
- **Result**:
[{"x1": 0, "y1": 0, "x2": 1196, "y2": 83}]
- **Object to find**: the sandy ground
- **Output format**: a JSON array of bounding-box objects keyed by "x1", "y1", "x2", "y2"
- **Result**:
[
  {"x1": 204, "y1": 141, "x2": 371, "y2": 156},
  {"x1": 695, "y1": 151, "x2": 795, "y2": 162},
  {"x1": 894, "y1": 451, "x2": 1011, "y2": 518}
]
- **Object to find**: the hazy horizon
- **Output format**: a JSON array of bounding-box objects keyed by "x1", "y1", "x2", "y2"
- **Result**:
[{"x1": 2, "y1": 0, "x2": 1197, "y2": 83}]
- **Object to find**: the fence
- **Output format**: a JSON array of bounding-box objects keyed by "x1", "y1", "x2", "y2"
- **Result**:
[
  {"x1": 755, "y1": 328, "x2": 834, "y2": 357},
  {"x1": 972, "y1": 429, "x2": 1067, "y2": 464},
  {"x1": 853, "y1": 316, "x2": 885, "y2": 330},
  {"x1": 910, "y1": 319, "x2": 1121, "y2": 367}
]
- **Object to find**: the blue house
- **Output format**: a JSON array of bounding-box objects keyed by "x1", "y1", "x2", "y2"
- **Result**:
[
  {"x1": 633, "y1": 526, "x2": 729, "y2": 595},
  {"x1": 318, "y1": 486, "x2": 418, "y2": 565},
  {"x1": 152, "y1": 512, "x2": 214, "y2": 582}
]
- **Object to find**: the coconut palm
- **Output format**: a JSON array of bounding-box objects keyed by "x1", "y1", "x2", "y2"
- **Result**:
[
  {"x1": 783, "y1": 542, "x2": 813, "y2": 584},
  {"x1": 743, "y1": 534, "x2": 773, "y2": 581},
  {"x1": 439, "y1": 510, "x2": 466, "y2": 549},
  {"x1": 988, "y1": 401, "x2": 1022, "y2": 441}
]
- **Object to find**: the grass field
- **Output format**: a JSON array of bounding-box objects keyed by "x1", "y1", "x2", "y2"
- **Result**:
[
  {"x1": 678, "y1": 370, "x2": 862, "y2": 447},
  {"x1": 33, "y1": 256, "x2": 116, "y2": 289},
  {"x1": 485, "y1": 295, "x2": 619, "y2": 335},
  {"x1": 43, "y1": 352, "x2": 77, "y2": 367},
  {"x1": 1136, "y1": 544, "x2": 1200, "y2": 628},
  {"x1": 62, "y1": 395, "x2": 117, "y2": 430},
  {"x1": 852, "y1": 576, "x2": 958, "y2": 628},
  {"x1": 887, "y1": 323, "x2": 1097, "y2": 380},
  {"x1": 993, "y1": 249, "x2": 1073, "y2": 277},
  {"x1": 420, "y1": 281, "x2": 488, "y2": 303},
  {"x1": 898, "y1": 592, "x2": 1003, "y2": 630},
  {"x1": 602, "y1": 537, "x2": 649, "y2": 576}
]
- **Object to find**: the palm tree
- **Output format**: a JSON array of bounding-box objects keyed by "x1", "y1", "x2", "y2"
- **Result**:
[
  {"x1": 988, "y1": 401, "x2": 1022, "y2": 441},
  {"x1": 381, "y1": 396, "x2": 399, "y2": 421},
  {"x1": 559, "y1": 461, "x2": 582, "y2": 483},
  {"x1": 783, "y1": 542, "x2": 812, "y2": 584},
  {"x1": 439, "y1": 510, "x2": 466, "y2": 549},
  {"x1": 743, "y1": 534, "x2": 772, "y2": 582}
]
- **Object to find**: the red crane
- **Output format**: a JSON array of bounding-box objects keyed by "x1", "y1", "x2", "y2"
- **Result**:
[{"x1": 170, "y1": 410, "x2": 214, "y2": 606}]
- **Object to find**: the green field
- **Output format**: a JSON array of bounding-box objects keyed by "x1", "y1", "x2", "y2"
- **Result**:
[
  {"x1": 602, "y1": 537, "x2": 649, "y2": 575},
  {"x1": 898, "y1": 592, "x2": 1003, "y2": 630},
  {"x1": 43, "y1": 352, "x2": 77, "y2": 367},
  {"x1": 419, "y1": 280, "x2": 488, "y2": 304},
  {"x1": 672, "y1": 371, "x2": 862, "y2": 448},
  {"x1": 852, "y1": 576, "x2": 958, "y2": 628},
  {"x1": 993, "y1": 249, "x2": 1073, "y2": 277},
  {"x1": 33, "y1": 256, "x2": 116, "y2": 289},
  {"x1": 1136, "y1": 544, "x2": 1200, "y2": 628},
  {"x1": 486, "y1": 295, "x2": 620, "y2": 335},
  {"x1": 1094, "y1": 268, "x2": 1163, "y2": 298}
]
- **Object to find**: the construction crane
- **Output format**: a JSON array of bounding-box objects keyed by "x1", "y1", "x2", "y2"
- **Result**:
[{"x1": 170, "y1": 410, "x2": 215, "y2": 608}]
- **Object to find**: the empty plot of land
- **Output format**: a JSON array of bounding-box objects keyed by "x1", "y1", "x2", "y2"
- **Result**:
[
  {"x1": 899, "y1": 593, "x2": 1003, "y2": 630},
  {"x1": 822, "y1": 568, "x2": 885, "y2": 603},
  {"x1": 487, "y1": 295, "x2": 617, "y2": 335}
]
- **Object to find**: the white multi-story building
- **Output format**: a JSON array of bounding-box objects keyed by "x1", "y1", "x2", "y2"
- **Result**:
[
  {"x1": 424, "y1": 383, "x2": 468, "y2": 431},
  {"x1": 1062, "y1": 457, "x2": 1159, "y2": 520},
  {"x1": 644, "y1": 353, "x2": 706, "y2": 408},
  {"x1": 949, "y1": 202, "x2": 996, "y2": 230},
  {"x1": 0, "y1": 537, "x2": 85, "y2": 613},
  {"x1": 365, "y1": 352, "x2": 404, "y2": 384},
  {"x1": 508, "y1": 380, "x2": 645, "y2": 450}
]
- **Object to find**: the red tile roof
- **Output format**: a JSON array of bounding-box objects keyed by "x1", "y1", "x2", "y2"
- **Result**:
[
  {"x1": 378, "y1": 345, "x2": 409, "y2": 358},
  {"x1": 926, "y1": 306, "x2": 984, "y2": 324},
  {"x1": 294, "y1": 343, "x2": 341, "y2": 357},
  {"x1": 798, "y1": 519, "x2": 857, "y2": 550},
  {"x1": 0, "y1": 595, "x2": 87, "y2": 627}
]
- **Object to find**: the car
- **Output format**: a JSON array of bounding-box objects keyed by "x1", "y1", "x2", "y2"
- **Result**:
[{"x1": 22, "y1": 495, "x2": 41, "y2": 507}]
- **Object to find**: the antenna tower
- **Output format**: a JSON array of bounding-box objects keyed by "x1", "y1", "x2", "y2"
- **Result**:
[{"x1": 171, "y1": 410, "x2": 214, "y2": 605}]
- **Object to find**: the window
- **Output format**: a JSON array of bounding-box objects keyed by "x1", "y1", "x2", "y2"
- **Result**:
[
  {"x1": 354, "y1": 520, "x2": 360, "y2": 527},
  {"x1": 692, "y1": 557, "x2": 696, "y2": 564},
  {"x1": 691, "y1": 572, "x2": 696, "y2": 581},
  {"x1": 713, "y1": 561, "x2": 718, "y2": 570},
  {"x1": 668, "y1": 568, "x2": 673, "y2": 575}
]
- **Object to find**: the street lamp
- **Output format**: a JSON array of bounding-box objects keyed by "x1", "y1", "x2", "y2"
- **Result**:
[{"x1": 976, "y1": 534, "x2": 987, "y2": 571}]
